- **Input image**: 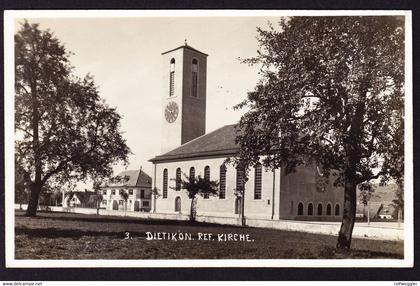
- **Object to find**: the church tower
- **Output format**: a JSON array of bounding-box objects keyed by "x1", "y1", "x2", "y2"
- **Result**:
[{"x1": 161, "y1": 42, "x2": 208, "y2": 153}]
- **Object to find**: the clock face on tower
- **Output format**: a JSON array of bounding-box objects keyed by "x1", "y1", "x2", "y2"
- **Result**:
[{"x1": 165, "y1": 101, "x2": 179, "y2": 123}]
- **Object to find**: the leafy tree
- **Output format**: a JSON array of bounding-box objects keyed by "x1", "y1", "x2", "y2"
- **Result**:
[
  {"x1": 173, "y1": 173, "x2": 219, "y2": 221},
  {"x1": 358, "y1": 183, "x2": 377, "y2": 224},
  {"x1": 392, "y1": 182, "x2": 404, "y2": 220},
  {"x1": 15, "y1": 162, "x2": 30, "y2": 209},
  {"x1": 88, "y1": 185, "x2": 104, "y2": 215},
  {"x1": 120, "y1": 190, "x2": 129, "y2": 215},
  {"x1": 151, "y1": 187, "x2": 162, "y2": 213},
  {"x1": 15, "y1": 21, "x2": 130, "y2": 217},
  {"x1": 65, "y1": 191, "x2": 75, "y2": 207},
  {"x1": 233, "y1": 16, "x2": 404, "y2": 249}
]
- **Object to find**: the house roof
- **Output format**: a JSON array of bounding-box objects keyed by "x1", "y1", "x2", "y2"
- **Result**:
[
  {"x1": 150, "y1": 124, "x2": 240, "y2": 163},
  {"x1": 103, "y1": 169, "x2": 152, "y2": 188},
  {"x1": 161, "y1": 44, "x2": 208, "y2": 56},
  {"x1": 66, "y1": 191, "x2": 96, "y2": 204}
]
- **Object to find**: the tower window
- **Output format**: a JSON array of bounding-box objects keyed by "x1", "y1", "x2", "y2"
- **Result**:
[
  {"x1": 254, "y1": 163, "x2": 262, "y2": 200},
  {"x1": 191, "y1": 59, "x2": 198, "y2": 97},
  {"x1": 176, "y1": 168, "x2": 181, "y2": 191},
  {"x1": 204, "y1": 166, "x2": 210, "y2": 199},
  {"x1": 219, "y1": 164, "x2": 226, "y2": 199},
  {"x1": 162, "y1": 169, "x2": 168, "y2": 199},
  {"x1": 169, "y1": 58, "x2": 175, "y2": 97}
]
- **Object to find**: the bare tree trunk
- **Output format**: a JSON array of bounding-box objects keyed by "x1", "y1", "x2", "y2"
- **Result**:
[
  {"x1": 26, "y1": 183, "x2": 41, "y2": 217},
  {"x1": 27, "y1": 79, "x2": 42, "y2": 217},
  {"x1": 190, "y1": 196, "x2": 197, "y2": 222},
  {"x1": 337, "y1": 180, "x2": 357, "y2": 249}
]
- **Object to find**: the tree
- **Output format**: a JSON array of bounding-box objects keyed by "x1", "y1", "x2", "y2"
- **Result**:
[
  {"x1": 120, "y1": 190, "x2": 129, "y2": 215},
  {"x1": 87, "y1": 182, "x2": 104, "y2": 215},
  {"x1": 15, "y1": 21, "x2": 130, "y2": 217},
  {"x1": 65, "y1": 191, "x2": 75, "y2": 207},
  {"x1": 358, "y1": 183, "x2": 377, "y2": 225},
  {"x1": 173, "y1": 173, "x2": 219, "y2": 222},
  {"x1": 392, "y1": 183, "x2": 404, "y2": 221},
  {"x1": 233, "y1": 16, "x2": 404, "y2": 249},
  {"x1": 151, "y1": 187, "x2": 162, "y2": 213},
  {"x1": 15, "y1": 162, "x2": 30, "y2": 209}
]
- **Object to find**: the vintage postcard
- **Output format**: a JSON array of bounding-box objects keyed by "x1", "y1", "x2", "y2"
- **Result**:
[{"x1": 3, "y1": 10, "x2": 413, "y2": 268}]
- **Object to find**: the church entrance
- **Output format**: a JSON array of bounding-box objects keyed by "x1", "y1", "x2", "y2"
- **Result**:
[
  {"x1": 175, "y1": 196, "x2": 181, "y2": 212},
  {"x1": 112, "y1": 200, "x2": 118, "y2": 210},
  {"x1": 234, "y1": 197, "x2": 242, "y2": 215}
]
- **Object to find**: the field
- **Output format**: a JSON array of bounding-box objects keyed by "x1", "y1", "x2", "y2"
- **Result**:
[{"x1": 15, "y1": 210, "x2": 404, "y2": 259}]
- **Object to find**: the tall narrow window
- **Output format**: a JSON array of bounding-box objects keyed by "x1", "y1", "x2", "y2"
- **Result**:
[
  {"x1": 335, "y1": 204, "x2": 340, "y2": 216},
  {"x1": 176, "y1": 168, "x2": 181, "y2": 191},
  {"x1": 298, "y1": 202, "x2": 303, "y2": 215},
  {"x1": 254, "y1": 163, "x2": 262, "y2": 200},
  {"x1": 236, "y1": 167, "x2": 244, "y2": 195},
  {"x1": 191, "y1": 59, "x2": 198, "y2": 97},
  {"x1": 204, "y1": 166, "x2": 210, "y2": 199},
  {"x1": 169, "y1": 58, "x2": 175, "y2": 97},
  {"x1": 189, "y1": 167, "x2": 195, "y2": 182},
  {"x1": 327, "y1": 203, "x2": 332, "y2": 216},
  {"x1": 317, "y1": 203, "x2": 323, "y2": 216},
  {"x1": 308, "y1": 203, "x2": 313, "y2": 216},
  {"x1": 162, "y1": 169, "x2": 168, "y2": 199},
  {"x1": 219, "y1": 164, "x2": 226, "y2": 199}
]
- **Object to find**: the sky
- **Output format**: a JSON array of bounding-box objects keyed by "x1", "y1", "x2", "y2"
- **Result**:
[{"x1": 15, "y1": 16, "x2": 283, "y2": 189}]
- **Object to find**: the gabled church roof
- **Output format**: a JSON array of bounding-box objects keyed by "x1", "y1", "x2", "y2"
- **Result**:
[{"x1": 149, "y1": 124, "x2": 239, "y2": 163}]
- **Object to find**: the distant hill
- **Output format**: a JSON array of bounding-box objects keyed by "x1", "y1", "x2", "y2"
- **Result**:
[
  {"x1": 357, "y1": 183, "x2": 398, "y2": 204},
  {"x1": 356, "y1": 183, "x2": 399, "y2": 218}
]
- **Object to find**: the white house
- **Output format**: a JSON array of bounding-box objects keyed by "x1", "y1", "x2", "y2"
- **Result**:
[{"x1": 100, "y1": 169, "x2": 152, "y2": 212}]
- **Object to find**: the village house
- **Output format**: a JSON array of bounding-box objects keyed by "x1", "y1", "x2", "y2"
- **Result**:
[
  {"x1": 100, "y1": 169, "x2": 152, "y2": 212},
  {"x1": 63, "y1": 191, "x2": 96, "y2": 208}
]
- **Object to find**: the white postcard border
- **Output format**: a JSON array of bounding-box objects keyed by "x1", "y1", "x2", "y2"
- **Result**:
[{"x1": 4, "y1": 9, "x2": 414, "y2": 268}]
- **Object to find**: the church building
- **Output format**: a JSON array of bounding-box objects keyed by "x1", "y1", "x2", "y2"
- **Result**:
[{"x1": 149, "y1": 43, "x2": 344, "y2": 221}]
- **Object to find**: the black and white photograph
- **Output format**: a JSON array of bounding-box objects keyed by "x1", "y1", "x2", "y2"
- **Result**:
[{"x1": 3, "y1": 10, "x2": 413, "y2": 268}]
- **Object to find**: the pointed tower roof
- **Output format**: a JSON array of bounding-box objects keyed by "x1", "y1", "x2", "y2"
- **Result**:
[{"x1": 161, "y1": 42, "x2": 208, "y2": 56}]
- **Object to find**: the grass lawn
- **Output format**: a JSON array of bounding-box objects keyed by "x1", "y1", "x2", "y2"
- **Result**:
[{"x1": 15, "y1": 210, "x2": 403, "y2": 259}]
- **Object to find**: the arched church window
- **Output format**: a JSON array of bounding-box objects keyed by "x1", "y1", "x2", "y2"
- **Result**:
[
  {"x1": 191, "y1": 59, "x2": 198, "y2": 97},
  {"x1": 175, "y1": 168, "x2": 181, "y2": 191},
  {"x1": 175, "y1": 196, "x2": 181, "y2": 212},
  {"x1": 162, "y1": 169, "x2": 168, "y2": 199},
  {"x1": 317, "y1": 203, "x2": 323, "y2": 216},
  {"x1": 219, "y1": 164, "x2": 226, "y2": 199},
  {"x1": 335, "y1": 204, "x2": 340, "y2": 216},
  {"x1": 236, "y1": 167, "x2": 244, "y2": 195},
  {"x1": 169, "y1": 58, "x2": 175, "y2": 97},
  {"x1": 297, "y1": 202, "x2": 303, "y2": 215},
  {"x1": 254, "y1": 163, "x2": 262, "y2": 200},
  {"x1": 327, "y1": 203, "x2": 332, "y2": 216},
  {"x1": 203, "y1": 166, "x2": 210, "y2": 199},
  {"x1": 308, "y1": 203, "x2": 313, "y2": 216},
  {"x1": 189, "y1": 167, "x2": 195, "y2": 182}
]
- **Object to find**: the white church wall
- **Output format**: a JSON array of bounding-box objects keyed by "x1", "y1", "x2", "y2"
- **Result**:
[{"x1": 153, "y1": 157, "x2": 281, "y2": 220}]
